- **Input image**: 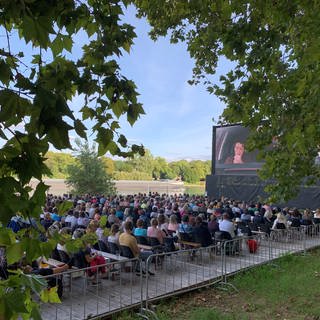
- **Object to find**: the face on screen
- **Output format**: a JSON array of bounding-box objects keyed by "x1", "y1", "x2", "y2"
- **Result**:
[
  {"x1": 214, "y1": 125, "x2": 263, "y2": 174},
  {"x1": 234, "y1": 142, "x2": 244, "y2": 157}
]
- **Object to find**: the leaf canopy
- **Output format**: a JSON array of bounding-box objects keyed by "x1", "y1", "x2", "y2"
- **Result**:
[{"x1": 135, "y1": 0, "x2": 320, "y2": 202}]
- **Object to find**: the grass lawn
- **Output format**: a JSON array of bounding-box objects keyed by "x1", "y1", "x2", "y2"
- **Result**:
[{"x1": 115, "y1": 249, "x2": 320, "y2": 320}]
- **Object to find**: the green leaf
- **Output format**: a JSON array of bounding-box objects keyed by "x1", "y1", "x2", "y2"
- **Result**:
[
  {"x1": 20, "y1": 274, "x2": 46, "y2": 296},
  {"x1": 127, "y1": 103, "x2": 145, "y2": 126},
  {"x1": 6, "y1": 242, "x2": 24, "y2": 264},
  {"x1": 30, "y1": 181, "x2": 49, "y2": 205},
  {"x1": 74, "y1": 119, "x2": 87, "y2": 139},
  {"x1": 61, "y1": 35, "x2": 73, "y2": 53},
  {"x1": 123, "y1": 42, "x2": 131, "y2": 53},
  {"x1": 56, "y1": 200, "x2": 73, "y2": 215},
  {"x1": 118, "y1": 134, "x2": 127, "y2": 147},
  {"x1": 106, "y1": 141, "x2": 119, "y2": 156},
  {"x1": 111, "y1": 99, "x2": 126, "y2": 118},
  {"x1": 0, "y1": 59, "x2": 12, "y2": 86},
  {"x1": 47, "y1": 123, "x2": 72, "y2": 150},
  {"x1": 5, "y1": 290, "x2": 29, "y2": 314},
  {"x1": 22, "y1": 238, "x2": 41, "y2": 263},
  {"x1": 0, "y1": 229, "x2": 15, "y2": 246},
  {"x1": 51, "y1": 35, "x2": 64, "y2": 57},
  {"x1": 80, "y1": 106, "x2": 95, "y2": 120},
  {"x1": 30, "y1": 305, "x2": 42, "y2": 320}
]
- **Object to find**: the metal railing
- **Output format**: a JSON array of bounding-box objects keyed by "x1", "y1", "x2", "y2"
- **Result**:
[
  {"x1": 40, "y1": 258, "x2": 142, "y2": 320},
  {"x1": 39, "y1": 224, "x2": 320, "y2": 320}
]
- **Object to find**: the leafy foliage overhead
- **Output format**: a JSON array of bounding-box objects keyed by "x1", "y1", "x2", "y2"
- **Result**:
[
  {"x1": 135, "y1": 0, "x2": 320, "y2": 202},
  {"x1": 0, "y1": 1, "x2": 145, "y2": 318}
]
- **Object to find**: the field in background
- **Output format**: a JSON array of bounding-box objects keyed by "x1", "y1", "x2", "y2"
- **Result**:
[{"x1": 30, "y1": 179, "x2": 205, "y2": 196}]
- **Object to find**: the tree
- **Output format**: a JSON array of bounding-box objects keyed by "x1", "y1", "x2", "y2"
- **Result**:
[
  {"x1": 0, "y1": 1, "x2": 144, "y2": 318},
  {"x1": 66, "y1": 140, "x2": 116, "y2": 195},
  {"x1": 45, "y1": 151, "x2": 76, "y2": 178},
  {"x1": 135, "y1": 0, "x2": 320, "y2": 202},
  {"x1": 152, "y1": 156, "x2": 174, "y2": 180},
  {"x1": 100, "y1": 156, "x2": 115, "y2": 176},
  {"x1": 128, "y1": 149, "x2": 155, "y2": 176}
]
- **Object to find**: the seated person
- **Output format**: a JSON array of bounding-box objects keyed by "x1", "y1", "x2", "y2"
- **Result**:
[
  {"x1": 147, "y1": 218, "x2": 164, "y2": 245},
  {"x1": 272, "y1": 213, "x2": 288, "y2": 230},
  {"x1": 12, "y1": 258, "x2": 70, "y2": 298},
  {"x1": 107, "y1": 224, "x2": 120, "y2": 245},
  {"x1": 41, "y1": 213, "x2": 53, "y2": 230},
  {"x1": 134, "y1": 219, "x2": 147, "y2": 237},
  {"x1": 71, "y1": 227, "x2": 108, "y2": 283},
  {"x1": 241, "y1": 209, "x2": 252, "y2": 223},
  {"x1": 252, "y1": 210, "x2": 264, "y2": 225},
  {"x1": 168, "y1": 214, "x2": 179, "y2": 234},
  {"x1": 178, "y1": 214, "x2": 194, "y2": 241},
  {"x1": 207, "y1": 214, "x2": 219, "y2": 235},
  {"x1": 288, "y1": 209, "x2": 301, "y2": 228},
  {"x1": 119, "y1": 221, "x2": 154, "y2": 275},
  {"x1": 192, "y1": 216, "x2": 213, "y2": 247},
  {"x1": 301, "y1": 209, "x2": 313, "y2": 226},
  {"x1": 218, "y1": 213, "x2": 235, "y2": 238},
  {"x1": 313, "y1": 208, "x2": 320, "y2": 224}
]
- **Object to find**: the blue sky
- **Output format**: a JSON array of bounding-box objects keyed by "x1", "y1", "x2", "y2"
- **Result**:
[{"x1": 115, "y1": 6, "x2": 227, "y2": 161}]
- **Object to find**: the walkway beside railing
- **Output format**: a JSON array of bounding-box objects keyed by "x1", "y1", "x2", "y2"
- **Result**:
[{"x1": 40, "y1": 225, "x2": 320, "y2": 320}]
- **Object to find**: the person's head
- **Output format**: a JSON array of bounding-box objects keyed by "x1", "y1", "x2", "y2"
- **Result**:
[
  {"x1": 158, "y1": 214, "x2": 166, "y2": 225},
  {"x1": 264, "y1": 210, "x2": 273, "y2": 220},
  {"x1": 234, "y1": 142, "x2": 245, "y2": 157},
  {"x1": 111, "y1": 223, "x2": 120, "y2": 235},
  {"x1": 93, "y1": 213, "x2": 101, "y2": 221},
  {"x1": 73, "y1": 228, "x2": 85, "y2": 239},
  {"x1": 222, "y1": 212, "x2": 230, "y2": 220},
  {"x1": 195, "y1": 216, "x2": 203, "y2": 226},
  {"x1": 124, "y1": 220, "x2": 133, "y2": 233},
  {"x1": 136, "y1": 219, "x2": 145, "y2": 228},
  {"x1": 169, "y1": 214, "x2": 177, "y2": 224},
  {"x1": 87, "y1": 220, "x2": 99, "y2": 233},
  {"x1": 44, "y1": 212, "x2": 51, "y2": 220},
  {"x1": 277, "y1": 212, "x2": 286, "y2": 222},
  {"x1": 151, "y1": 218, "x2": 158, "y2": 227}
]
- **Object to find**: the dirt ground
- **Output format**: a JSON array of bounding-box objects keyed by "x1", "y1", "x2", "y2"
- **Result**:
[{"x1": 30, "y1": 179, "x2": 186, "y2": 196}]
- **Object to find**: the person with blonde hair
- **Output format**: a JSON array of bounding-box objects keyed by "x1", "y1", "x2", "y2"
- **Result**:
[
  {"x1": 168, "y1": 214, "x2": 179, "y2": 233},
  {"x1": 272, "y1": 212, "x2": 288, "y2": 230},
  {"x1": 147, "y1": 218, "x2": 164, "y2": 244}
]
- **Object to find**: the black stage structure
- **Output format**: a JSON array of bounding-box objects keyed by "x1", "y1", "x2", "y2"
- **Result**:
[{"x1": 205, "y1": 124, "x2": 320, "y2": 209}]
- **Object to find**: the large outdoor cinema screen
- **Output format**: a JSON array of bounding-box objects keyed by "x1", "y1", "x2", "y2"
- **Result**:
[{"x1": 214, "y1": 124, "x2": 264, "y2": 175}]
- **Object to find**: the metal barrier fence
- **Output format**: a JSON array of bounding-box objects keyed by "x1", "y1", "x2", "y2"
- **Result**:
[
  {"x1": 39, "y1": 224, "x2": 320, "y2": 320},
  {"x1": 40, "y1": 258, "x2": 142, "y2": 320},
  {"x1": 144, "y1": 244, "x2": 223, "y2": 309}
]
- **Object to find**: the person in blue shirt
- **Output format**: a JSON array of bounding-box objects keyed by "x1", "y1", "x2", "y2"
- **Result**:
[
  {"x1": 178, "y1": 215, "x2": 194, "y2": 241},
  {"x1": 134, "y1": 219, "x2": 147, "y2": 237},
  {"x1": 115, "y1": 205, "x2": 124, "y2": 221}
]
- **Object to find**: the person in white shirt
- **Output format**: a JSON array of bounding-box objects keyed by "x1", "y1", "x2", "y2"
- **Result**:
[
  {"x1": 218, "y1": 213, "x2": 235, "y2": 238},
  {"x1": 64, "y1": 210, "x2": 78, "y2": 229}
]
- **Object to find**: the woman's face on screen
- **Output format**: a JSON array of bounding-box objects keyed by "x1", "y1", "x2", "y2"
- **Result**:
[{"x1": 234, "y1": 142, "x2": 245, "y2": 157}]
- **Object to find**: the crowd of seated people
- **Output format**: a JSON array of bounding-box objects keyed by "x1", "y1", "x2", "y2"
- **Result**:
[{"x1": 4, "y1": 192, "x2": 320, "y2": 291}]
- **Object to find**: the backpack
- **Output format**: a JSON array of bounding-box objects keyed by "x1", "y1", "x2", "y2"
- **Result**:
[{"x1": 247, "y1": 239, "x2": 258, "y2": 253}]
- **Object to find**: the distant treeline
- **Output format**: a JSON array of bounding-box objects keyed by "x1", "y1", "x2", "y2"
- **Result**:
[{"x1": 45, "y1": 150, "x2": 211, "y2": 183}]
